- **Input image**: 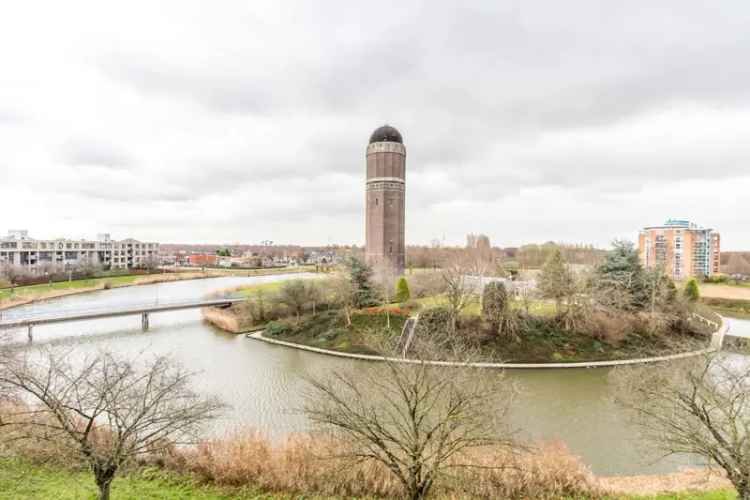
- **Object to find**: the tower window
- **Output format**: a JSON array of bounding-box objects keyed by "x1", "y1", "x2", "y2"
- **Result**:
[{"x1": 375, "y1": 198, "x2": 378, "y2": 206}]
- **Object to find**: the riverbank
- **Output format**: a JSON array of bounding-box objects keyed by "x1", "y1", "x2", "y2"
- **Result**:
[
  {"x1": 0, "y1": 456, "x2": 736, "y2": 499},
  {"x1": 0, "y1": 267, "x2": 312, "y2": 312}
]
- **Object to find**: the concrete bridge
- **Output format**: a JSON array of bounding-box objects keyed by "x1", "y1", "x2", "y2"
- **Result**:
[{"x1": 0, "y1": 298, "x2": 245, "y2": 341}]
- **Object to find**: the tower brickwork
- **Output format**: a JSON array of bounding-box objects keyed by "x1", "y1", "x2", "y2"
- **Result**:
[{"x1": 365, "y1": 125, "x2": 406, "y2": 275}]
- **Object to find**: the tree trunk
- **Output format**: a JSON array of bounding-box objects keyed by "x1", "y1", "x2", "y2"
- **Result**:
[{"x1": 94, "y1": 466, "x2": 117, "y2": 500}]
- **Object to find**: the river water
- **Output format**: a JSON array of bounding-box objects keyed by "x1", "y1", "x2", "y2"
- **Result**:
[{"x1": 4, "y1": 274, "x2": 749, "y2": 476}]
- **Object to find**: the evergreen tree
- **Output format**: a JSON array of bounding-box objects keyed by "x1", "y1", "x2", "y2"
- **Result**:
[
  {"x1": 538, "y1": 248, "x2": 575, "y2": 316},
  {"x1": 594, "y1": 240, "x2": 649, "y2": 310},
  {"x1": 684, "y1": 277, "x2": 700, "y2": 302},
  {"x1": 395, "y1": 276, "x2": 410, "y2": 303},
  {"x1": 345, "y1": 256, "x2": 379, "y2": 308}
]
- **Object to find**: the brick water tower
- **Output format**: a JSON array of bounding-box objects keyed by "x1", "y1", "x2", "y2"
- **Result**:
[{"x1": 365, "y1": 124, "x2": 406, "y2": 275}]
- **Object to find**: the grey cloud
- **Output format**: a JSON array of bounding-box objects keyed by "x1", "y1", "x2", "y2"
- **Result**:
[
  {"x1": 5, "y1": 0, "x2": 750, "y2": 245},
  {"x1": 59, "y1": 139, "x2": 134, "y2": 169},
  {"x1": 98, "y1": 55, "x2": 275, "y2": 115},
  {"x1": 0, "y1": 109, "x2": 24, "y2": 125}
]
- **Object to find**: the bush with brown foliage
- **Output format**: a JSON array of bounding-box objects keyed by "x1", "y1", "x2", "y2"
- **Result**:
[{"x1": 408, "y1": 272, "x2": 447, "y2": 299}]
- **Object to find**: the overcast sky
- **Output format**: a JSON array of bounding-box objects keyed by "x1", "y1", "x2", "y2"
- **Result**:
[{"x1": 1, "y1": 2, "x2": 748, "y2": 249}]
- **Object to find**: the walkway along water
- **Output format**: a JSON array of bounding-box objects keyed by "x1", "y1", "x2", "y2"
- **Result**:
[{"x1": 4, "y1": 274, "x2": 748, "y2": 476}]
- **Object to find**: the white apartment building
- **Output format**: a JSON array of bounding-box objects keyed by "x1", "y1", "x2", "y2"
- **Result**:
[{"x1": 0, "y1": 230, "x2": 160, "y2": 271}]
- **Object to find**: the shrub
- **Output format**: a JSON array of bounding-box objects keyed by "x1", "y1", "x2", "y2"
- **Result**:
[
  {"x1": 394, "y1": 276, "x2": 410, "y2": 303},
  {"x1": 684, "y1": 278, "x2": 700, "y2": 302},
  {"x1": 703, "y1": 274, "x2": 729, "y2": 284},
  {"x1": 408, "y1": 272, "x2": 446, "y2": 298},
  {"x1": 577, "y1": 310, "x2": 633, "y2": 345},
  {"x1": 265, "y1": 321, "x2": 292, "y2": 337},
  {"x1": 482, "y1": 282, "x2": 508, "y2": 325},
  {"x1": 455, "y1": 442, "x2": 601, "y2": 499},
  {"x1": 415, "y1": 306, "x2": 454, "y2": 337}
]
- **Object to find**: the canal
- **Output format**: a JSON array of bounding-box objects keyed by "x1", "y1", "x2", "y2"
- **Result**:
[{"x1": 4, "y1": 273, "x2": 748, "y2": 476}]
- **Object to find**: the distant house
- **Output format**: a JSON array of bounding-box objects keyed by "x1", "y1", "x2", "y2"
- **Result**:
[{"x1": 187, "y1": 254, "x2": 217, "y2": 267}]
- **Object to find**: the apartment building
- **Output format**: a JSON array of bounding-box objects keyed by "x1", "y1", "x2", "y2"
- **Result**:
[
  {"x1": 638, "y1": 219, "x2": 720, "y2": 280},
  {"x1": 0, "y1": 230, "x2": 160, "y2": 271}
]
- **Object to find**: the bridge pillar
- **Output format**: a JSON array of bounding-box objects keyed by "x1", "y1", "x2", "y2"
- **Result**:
[
  {"x1": 141, "y1": 312, "x2": 150, "y2": 332},
  {"x1": 27, "y1": 324, "x2": 33, "y2": 343}
]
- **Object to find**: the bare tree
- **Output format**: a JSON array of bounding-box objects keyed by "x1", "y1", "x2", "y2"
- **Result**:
[
  {"x1": 537, "y1": 248, "x2": 576, "y2": 318},
  {"x1": 277, "y1": 279, "x2": 310, "y2": 323},
  {"x1": 373, "y1": 261, "x2": 398, "y2": 329},
  {"x1": 612, "y1": 352, "x2": 750, "y2": 500},
  {"x1": 307, "y1": 280, "x2": 323, "y2": 315},
  {"x1": 441, "y1": 259, "x2": 476, "y2": 333},
  {"x1": 328, "y1": 274, "x2": 357, "y2": 327},
  {"x1": 465, "y1": 234, "x2": 494, "y2": 291},
  {"x1": 0, "y1": 348, "x2": 224, "y2": 500},
  {"x1": 304, "y1": 359, "x2": 516, "y2": 500}
]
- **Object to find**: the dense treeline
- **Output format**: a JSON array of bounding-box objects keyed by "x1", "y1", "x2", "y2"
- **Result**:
[{"x1": 721, "y1": 251, "x2": 750, "y2": 275}]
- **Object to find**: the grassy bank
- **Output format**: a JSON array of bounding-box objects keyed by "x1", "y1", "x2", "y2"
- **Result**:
[
  {"x1": 703, "y1": 298, "x2": 750, "y2": 319},
  {"x1": 0, "y1": 267, "x2": 313, "y2": 311},
  {"x1": 266, "y1": 308, "x2": 408, "y2": 354},
  {"x1": 0, "y1": 456, "x2": 737, "y2": 500},
  {"x1": 700, "y1": 297, "x2": 750, "y2": 319},
  {"x1": 261, "y1": 305, "x2": 712, "y2": 363},
  {"x1": 415, "y1": 294, "x2": 556, "y2": 317},
  {"x1": 0, "y1": 458, "x2": 282, "y2": 500}
]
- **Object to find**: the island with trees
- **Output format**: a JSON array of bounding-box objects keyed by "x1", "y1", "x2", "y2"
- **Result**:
[{"x1": 204, "y1": 240, "x2": 721, "y2": 364}]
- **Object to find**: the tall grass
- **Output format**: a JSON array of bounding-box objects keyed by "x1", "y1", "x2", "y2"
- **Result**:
[
  {"x1": 167, "y1": 430, "x2": 601, "y2": 499},
  {"x1": 1, "y1": 401, "x2": 601, "y2": 498}
]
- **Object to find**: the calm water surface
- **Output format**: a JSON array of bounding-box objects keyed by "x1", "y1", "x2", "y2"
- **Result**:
[{"x1": 6, "y1": 275, "x2": 749, "y2": 476}]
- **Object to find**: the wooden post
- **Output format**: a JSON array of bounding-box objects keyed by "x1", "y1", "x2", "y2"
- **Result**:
[
  {"x1": 141, "y1": 312, "x2": 150, "y2": 331},
  {"x1": 27, "y1": 324, "x2": 33, "y2": 343}
]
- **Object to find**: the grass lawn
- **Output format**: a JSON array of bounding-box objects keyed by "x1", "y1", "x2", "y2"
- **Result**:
[
  {"x1": 231, "y1": 281, "x2": 287, "y2": 298},
  {"x1": 0, "y1": 459, "x2": 278, "y2": 500},
  {"x1": 0, "y1": 267, "x2": 315, "y2": 305},
  {"x1": 0, "y1": 458, "x2": 737, "y2": 499},
  {"x1": 414, "y1": 294, "x2": 556, "y2": 317},
  {"x1": 621, "y1": 492, "x2": 736, "y2": 500},
  {"x1": 700, "y1": 297, "x2": 750, "y2": 319},
  {"x1": 0, "y1": 275, "x2": 141, "y2": 301}
]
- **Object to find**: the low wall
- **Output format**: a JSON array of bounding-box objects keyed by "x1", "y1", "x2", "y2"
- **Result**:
[{"x1": 247, "y1": 318, "x2": 729, "y2": 370}]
